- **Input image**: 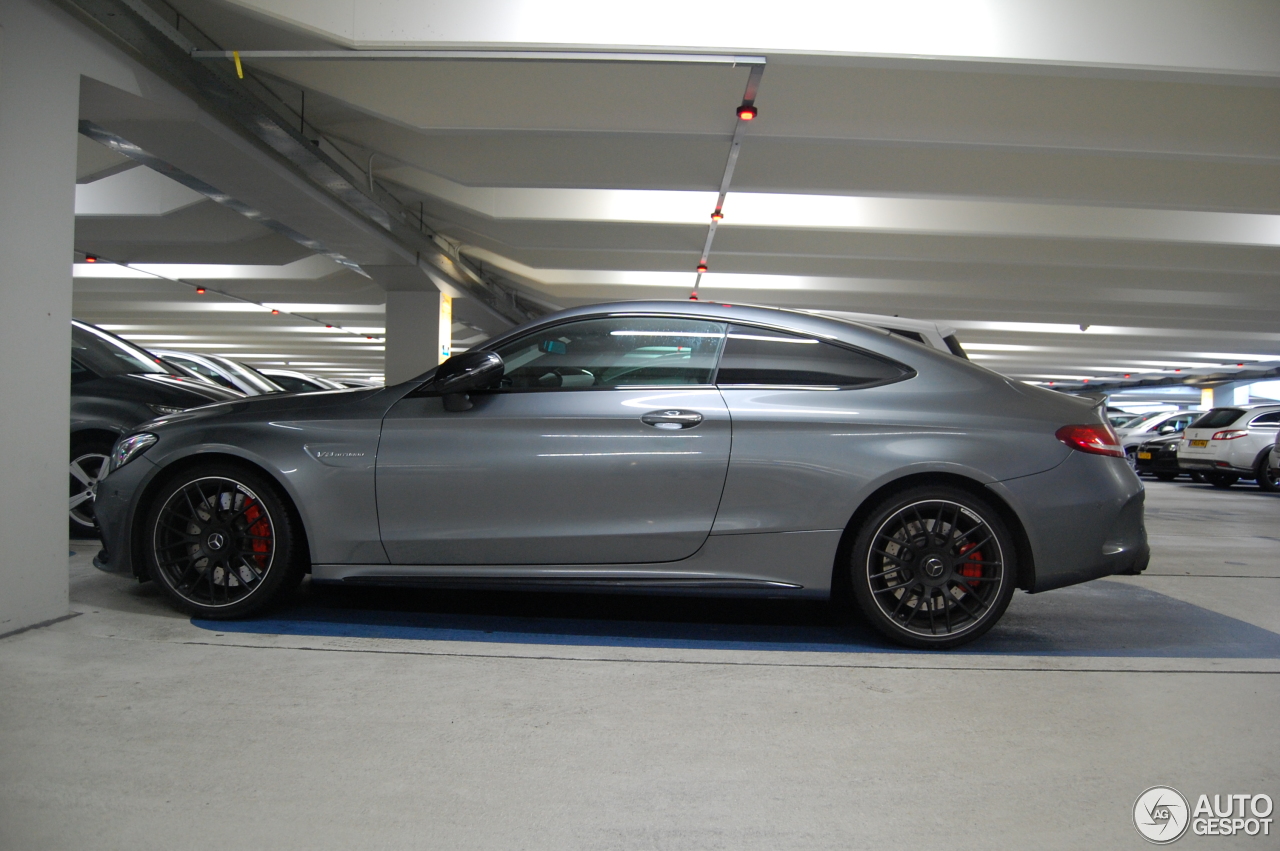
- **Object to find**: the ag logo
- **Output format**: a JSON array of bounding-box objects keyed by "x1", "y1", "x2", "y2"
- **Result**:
[{"x1": 1134, "y1": 786, "x2": 1191, "y2": 844}]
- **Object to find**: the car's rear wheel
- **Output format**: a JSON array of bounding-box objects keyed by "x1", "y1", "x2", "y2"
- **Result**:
[
  {"x1": 144, "y1": 464, "x2": 305, "y2": 618},
  {"x1": 1154, "y1": 472, "x2": 1177, "y2": 481},
  {"x1": 1255, "y1": 455, "x2": 1280, "y2": 492},
  {"x1": 1206, "y1": 473, "x2": 1238, "y2": 489},
  {"x1": 848, "y1": 486, "x2": 1017, "y2": 649},
  {"x1": 69, "y1": 437, "x2": 114, "y2": 537}
]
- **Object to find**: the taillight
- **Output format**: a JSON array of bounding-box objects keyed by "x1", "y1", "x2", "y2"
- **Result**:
[
  {"x1": 1056, "y1": 423, "x2": 1124, "y2": 457},
  {"x1": 1212, "y1": 430, "x2": 1248, "y2": 440}
]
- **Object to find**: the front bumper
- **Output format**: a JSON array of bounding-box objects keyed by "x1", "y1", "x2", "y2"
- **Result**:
[
  {"x1": 1134, "y1": 449, "x2": 1181, "y2": 475},
  {"x1": 90, "y1": 455, "x2": 160, "y2": 578},
  {"x1": 990, "y1": 450, "x2": 1149, "y2": 593}
]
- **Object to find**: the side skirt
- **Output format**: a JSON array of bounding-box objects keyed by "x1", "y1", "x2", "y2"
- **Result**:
[{"x1": 312, "y1": 529, "x2": 842, "y2": 599}]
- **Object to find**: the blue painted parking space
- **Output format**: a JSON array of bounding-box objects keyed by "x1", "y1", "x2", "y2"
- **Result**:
[{"x1": 194, "y1": 580, "x2": 1280, "y2": 658}]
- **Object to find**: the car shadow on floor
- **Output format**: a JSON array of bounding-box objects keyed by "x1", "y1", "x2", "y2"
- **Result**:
[{"x1": 193, "y1": 578, "x2": 1280, "y2": 658}]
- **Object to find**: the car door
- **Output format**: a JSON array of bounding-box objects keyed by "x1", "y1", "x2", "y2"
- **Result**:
[{"x1": 376, "y1": 315, "x2": 731, "y2": 565}]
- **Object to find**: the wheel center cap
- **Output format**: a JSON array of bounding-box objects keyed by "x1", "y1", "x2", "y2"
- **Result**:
[
  {"x1": 206, "y1": 532, "x2": 226, "y2": 551},
  {"x1": 922, "y1": 555, "x2": 946, "y2": 578}
]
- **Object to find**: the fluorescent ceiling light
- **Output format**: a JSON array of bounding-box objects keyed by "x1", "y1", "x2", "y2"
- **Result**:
[
  {"x1": 74, "y1": 255, "x2": 341, "y2": 280},
  {"x1": 961, "y1": 343, "x2": 1042, "y2": 352},
  {"x1": 385, "y1": 169, "x2": 1280, "y2": 247}
]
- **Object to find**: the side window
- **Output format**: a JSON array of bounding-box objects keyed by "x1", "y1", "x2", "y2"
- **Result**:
[
  {"x1": 715, "y1": 324, "x2": 911, "y2": 388},
  {"x1": 491, "y1": 316, "x2": 727, "y2": 390},
  {"x1": 1249, "y1": 412, "x2": 1280, "y2": 427}
]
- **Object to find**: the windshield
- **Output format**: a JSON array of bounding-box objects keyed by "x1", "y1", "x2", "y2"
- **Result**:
[{"x1": 71, "y1": 322, "x2": 170, "y2": 377}]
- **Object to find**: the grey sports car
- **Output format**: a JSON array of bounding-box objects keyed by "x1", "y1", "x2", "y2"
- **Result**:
[{"x1": 92, "y1": 301, "x2": 1148, "y2": 648}]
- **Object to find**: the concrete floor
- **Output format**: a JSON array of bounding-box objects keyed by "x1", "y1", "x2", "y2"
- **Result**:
[{"x1": 2, "y1": 480, "x2": 1277, "y2": 850}]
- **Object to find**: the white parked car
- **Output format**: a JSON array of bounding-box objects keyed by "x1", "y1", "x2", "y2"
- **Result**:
[
  {"x1": 1178, "y1": 405, "x2": 1280, "y2": 490},
  {"x1": 811, "y1": 311, "x2": 968, "y2": 358},
  {"x1": 1115, "y1": 410, "x2": 1202, "y2": 462}
]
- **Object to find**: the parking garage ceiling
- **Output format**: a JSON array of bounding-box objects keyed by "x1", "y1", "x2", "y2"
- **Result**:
[{"x1": 69, "y1": 0, "x2": 1280, "y2": 389}]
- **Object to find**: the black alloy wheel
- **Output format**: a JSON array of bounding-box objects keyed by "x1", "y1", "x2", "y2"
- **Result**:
[
  {"x1": 144, "y1": 465, "x2": 305, "y2": 618},
  {"x1": 1255, "y1": 455, "x2": 1280, "y2": 493},
  {"x1": 69, "y1": 438, "x2": 114, "y2": 537},
  {"x1": 849, "y1": 486, "x2": 1017, "y2": 649},
  {"x1": 1205, "y1": 472, "x2": 1239, "y2": 489}
]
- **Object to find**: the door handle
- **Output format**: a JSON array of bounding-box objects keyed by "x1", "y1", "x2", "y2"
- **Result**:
[{"x1": 641, "y1": 410, "x2": 703, "y2": 430}]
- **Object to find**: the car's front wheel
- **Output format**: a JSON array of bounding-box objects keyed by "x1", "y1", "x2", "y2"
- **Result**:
[
  {"x1": 69, "y1": 437, "x2": 113, "y2": 537},
  {"x1": 848, "y1": 486, "x2": 1017, "y2": 649},
  {"x1": 143, "y1": 464, "x2": 305, "y2": 618}
]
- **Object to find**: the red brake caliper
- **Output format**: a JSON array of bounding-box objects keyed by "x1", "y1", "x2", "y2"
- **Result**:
[
  {"x1": 958, "y1": 542, "x2": 983, "y2": 588},
  {"x1": 243, "y1": 503, "x2": 270, "y2": 568}
]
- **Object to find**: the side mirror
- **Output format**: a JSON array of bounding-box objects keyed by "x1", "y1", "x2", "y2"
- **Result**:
[
  {"x1": 432, "y1": 351, "x2": 504, "y2": 411},
  {"x1": 1158, "y1": 424, "x2": 1176, "y2": 434}
]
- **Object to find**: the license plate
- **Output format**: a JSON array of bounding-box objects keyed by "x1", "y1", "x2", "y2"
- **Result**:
[
  {"x1": 1190, "y1": 439, "x2": 1208, "y2": 448},
  {"x1": 1137, "y1": 452, "x2": 1151, "y2": 459}
]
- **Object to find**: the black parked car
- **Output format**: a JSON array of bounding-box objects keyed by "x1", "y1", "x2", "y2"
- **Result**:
[
  {"x1": 1134, "y1": 432, "x2": 1203, "y2": 482},
  {"x1": 70, "y1": 320, "x2": 241, "y2": 536}
]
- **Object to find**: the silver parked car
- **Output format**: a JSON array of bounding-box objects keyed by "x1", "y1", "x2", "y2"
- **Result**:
[
  {"x1": 152, "y1": 350, "x2": 285, "y2": 396},
  {"x1": 91, "y1": 302, "x2": 1148, "y2": 649},
  {"x1": 257, "y1": 368, "x2": 345, "y2": 394}
]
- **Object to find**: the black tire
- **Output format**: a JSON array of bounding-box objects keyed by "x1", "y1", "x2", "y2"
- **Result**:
[
  {"x1": 1189, "y1": 472, "x2": 1206, "y2": 483},
  {"x1": 143, "y1": 463, "x2": 306, "y2": 618},
  {"x1": 848, "y1": 485, "x2": 1018, "y2": 650},
  {"x1": 1154, "y1": 472, "x2": 1177, "y2": 481},
  {"x1": 69, "y1": 436, "x2": 114, "y2": 538},
  {"x1": 1255, "y1": 454, "x2": 1280, "y2": 492},
  {"x1": 1206, "y1": 473, "x2": 1239, "y2": 489}
]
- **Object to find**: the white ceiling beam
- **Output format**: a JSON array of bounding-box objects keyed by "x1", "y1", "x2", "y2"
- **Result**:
[{"x1": 221, "y1": 0, "x2": 1280, "y2": 79}]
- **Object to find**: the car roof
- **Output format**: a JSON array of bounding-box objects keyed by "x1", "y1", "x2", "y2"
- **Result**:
[{"x1": 481, "y1": 300, "x2": 897, "y2": 351}]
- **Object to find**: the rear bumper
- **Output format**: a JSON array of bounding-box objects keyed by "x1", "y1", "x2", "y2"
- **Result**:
[
  {"x1": 1178, "y1": 458, "x2": 1254, "y2": 475},
  {"x1": 989, "y1": 451, "x2": 1148, "y2": 593}
]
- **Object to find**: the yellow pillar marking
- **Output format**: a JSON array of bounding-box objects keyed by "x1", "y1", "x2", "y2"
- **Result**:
[
  {"x1": 439, "y1": 293, "x2": 453, "y2": 364},
  {"x1": 232, "y1": 51, "x2": 244, "y2": 79}
]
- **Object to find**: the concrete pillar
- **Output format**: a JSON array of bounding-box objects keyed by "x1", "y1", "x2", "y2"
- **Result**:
[
  {"x1": 0, "y1": 0, "x2": 82, "y2": 633},
  {"x1": 384, "y1": 290, "x2": 453, "y2": 385},
  {"x1": 1201, "y1": 381, "x2": 1252, "y2": 409}
]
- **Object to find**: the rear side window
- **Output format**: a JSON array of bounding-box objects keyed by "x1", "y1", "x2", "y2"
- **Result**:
[
  {"x1": 1190, "y1": 408, "x2": 1245, "y2": 429},
  {"x1": 1248, "y1": 411, "x2": 1280, "y2": 427},
  {"x1": 715, "y1": 324, "x2": 910, "y2": 388}
]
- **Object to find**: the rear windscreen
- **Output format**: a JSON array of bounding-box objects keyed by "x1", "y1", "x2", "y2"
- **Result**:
[
  {"x1": 885, "y1": 329, "x2": 925, "y2": 344},
  {"x1": 1189, "y1": 408, "x2": 1244, "y2": 429}
]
